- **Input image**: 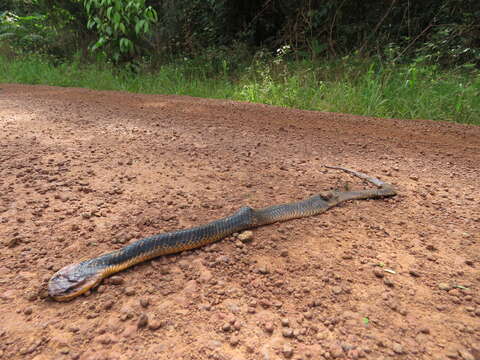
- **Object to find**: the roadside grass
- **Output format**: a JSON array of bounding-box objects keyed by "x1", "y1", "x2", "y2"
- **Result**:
[{"x1": 0, "y1": 54, "x2": 478, "y2": 125}]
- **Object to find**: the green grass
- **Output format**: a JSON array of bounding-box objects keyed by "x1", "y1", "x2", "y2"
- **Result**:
[{"x1": 1, "y1": 54, "x2": 478, "y2": 125}]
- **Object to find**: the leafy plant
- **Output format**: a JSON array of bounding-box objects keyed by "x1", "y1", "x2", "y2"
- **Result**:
[{"x1": 84, "y1": 0, "x2": 157, "y2": 63}]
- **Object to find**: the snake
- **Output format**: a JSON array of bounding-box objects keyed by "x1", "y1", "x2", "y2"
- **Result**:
[{"x1": 48, "y1": 166, "x2": 396, "y2": 301}]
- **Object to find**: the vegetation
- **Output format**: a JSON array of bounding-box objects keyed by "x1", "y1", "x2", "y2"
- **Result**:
[{"x1": 1, "y1": 0, "x2": 479, "y2": 124}]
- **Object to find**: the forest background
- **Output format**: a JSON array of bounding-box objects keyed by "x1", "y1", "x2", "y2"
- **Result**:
[{"x1": 1, "y1": 0, "x2": 479, "y2": 124}]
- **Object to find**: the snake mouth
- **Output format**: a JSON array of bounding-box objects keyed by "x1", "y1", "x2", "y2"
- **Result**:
[{"x1": 48, "y1": 263, "x2": 104, "y2": 301}]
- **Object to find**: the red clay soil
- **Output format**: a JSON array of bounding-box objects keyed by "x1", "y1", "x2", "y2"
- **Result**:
[{"x1": 0, "y1": 84, "x2": 479, "y2": 360}]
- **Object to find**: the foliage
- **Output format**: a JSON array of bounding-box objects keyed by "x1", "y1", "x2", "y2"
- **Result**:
[
  {"x1": 0, "y1": 11, "x2": 51, "y2": 55},
  {"x1": 84, "y1": 0, "x2": 157, "y2": 63}
]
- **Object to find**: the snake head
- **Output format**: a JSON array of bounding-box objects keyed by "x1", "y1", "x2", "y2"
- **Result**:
[{"x1": 48, "y1": 261, "x2": 103, "y2": 301}]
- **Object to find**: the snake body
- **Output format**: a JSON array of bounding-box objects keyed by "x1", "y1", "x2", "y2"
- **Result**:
[{"x1": 48, "y1": 166, "x2": 396, "y2": 301}]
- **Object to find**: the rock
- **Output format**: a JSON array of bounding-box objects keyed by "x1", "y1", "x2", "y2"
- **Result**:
[
  {"x1": 332, "y1": 286, "x2": 342, "y2": 295},
  {"x1": 137, "y1": 313, "x2": 148, "y2": 328},
  {"x1": 392, "y1": 343, "x2": 404, "y2": 354},
  {"x1": 238, "y1": 231, "x2": 253, "y2": 243},
  {"x1": 282, "y1": 344, "x2": 293, "y2": 358},
  {"x1": 148, "y1": 320, "x2": 162, "y2": 331},
  {"x1": 124, "y1": 287, "x2": 135, "y2": 296},
  {"x1": 303, "y1": 311, "x2": 313, "y2": 320},
  {"x1": 330, "y1": 343, "x2": 344, "y2": 358},
  {"x1": 438, "y1": 283, "x2": 451, "y2": 291},
  {"x1": 230, "y1": 336, "x2": 239, "y2": 347},
  {"x1": 23, "y1": 307, "x2": 33, "y2": 315},
  {"x1": 282, "y1": 328, "x2": 293, "y2": 338},
  {"x1": 122, "y1": 325, "x2": 137, "y2": 338},
  {"x1": 419, "y1": 327, "x2": 430, "y2": 334},
  {"x1": 140, "y1": 298, "x2": 149, "y2": 308},
  {"x1": 373, "y1": 268, "x2": 384, "y2": 278},
  {"x1": 109, "y1": 276, "x2": 124, "y2": 285},
  {"x1": 383, "y1": 278, "x2": 394, "y2": 287},
  {"x1": 264, "y1": 322, "x2": 274, "y2": 333},
  {"x1": 409, "y1": 270, "x2": 421, "y2": 277},
  {"x1": 198, "y1": 268, "x2": 213, "y2": 283},
  {"x1": 281, "y1": 318, "x2": 290, "y2": 327}
]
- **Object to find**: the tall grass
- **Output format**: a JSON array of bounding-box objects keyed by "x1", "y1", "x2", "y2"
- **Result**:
[{"x1": 0, "y1": 54, "x2": 478, "y2": 125}]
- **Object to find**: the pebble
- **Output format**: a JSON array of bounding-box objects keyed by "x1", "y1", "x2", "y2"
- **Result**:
[
  {"x1": 148, "y1": 319, "x2": 163, "y2": 331},
  {"x1": 383, "y1": 278, "x2": 394, "y2": 287},
  {"x1": 264, "y1": 322, "x2": 274, "y2": 333},
  {"x1": 392, "y1": 343, "x2": 404, "y2": 354},
  {"x1": 330, "y1": 343, "x2": 344, "y2": 358},
  {"x1": 238, "y1": 231, "x2": 253, "y2": 242},
  {"x1": 332, "y1": 286, "x2": 342, "y2": 295},
  {"x1": 373, "y1": 268, "x2": 384, "y2": 278},
  {"x1": 229, "y1": 336, "x2": 239, "y2": 347},
  {"x1": 124, "y1": 287, "x2": 136, "y2": 296},
  {"x1": 409, "y1": 270, "x2": 421, "y2": 277},
  {"x1": 257, "y1": 266, "x2": 269, "y2": 274},
  {"x1": 109, "y1": 276, "x2": 124, "y2": 285},
  {"x1": 137, "y1": 313, "x2": 148, "y2": 328},
  {"x1": 303, "y1": 311, "x2": 313, "y2": 320},
  {"x1": 419, "y1": 327, "x2": 430, "y2": 334},
  {"x1": 25, "y1": 291, "x2": 37, "y2": 302},
  {"x1": 282, "y1": 344, "x2": 293, "y2": 358},
  {"x1": 282, "y1": 328, "x2": 293, "y2": 338},
  {"x1": 140, "y1": 298, "x2": 149, "y2": 308},
  {"x1": 23, "y1": 307, "x2": 33, "y2": 315},
  {"x1": 281, "y1": 318, "x2": 290, "y2": 327},
  {"x1": 438, "y1": 283, "x2": 451, "y2": 291}
]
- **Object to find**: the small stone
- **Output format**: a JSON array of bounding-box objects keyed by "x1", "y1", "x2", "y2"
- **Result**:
[
  {"x1": 109, "y1": 276, "x2": 124, "y2": 285},
  {"x1": 257, "y1": 266, "x2": 269, "y2": 274},
  {"x1": 419, "y1": 327, "x2": 430, "y2": 334},
  {"x1": 373, "y1": 268, "x2": 384, "y2": 278},
  {"x1": 238, "y1": 231, "x2": 253, "y2": 243},
  {"x1": 222, "y1": 323, "x2": 231, "y2": 332},
  {"x1": 282, "y1": 344, "x2": 293, "y2": 358},
  {"x1": 281, "y1": 318, "x2": 290, "y2": 327},
  {"x1": 332, "y1": 286, "x2": 342, "y2": 295},
  {"x1": 23, "y1": 307, "x2": 33, "y2": 315},
  {"x1": 140, "y1": 298, "x2": 149, "y2": 308},
  {"x1": 229, "y1": 336, "x2": 239, "y2": 347},
  {"x1": 438, "y1": 283, "x2": 451, "y2": 291},
  {"x1": 25, "y1": 291, "x2": 37, "y2": 302},
  {"x1": 264, "y1": 322, "x2": 274, "y2": 333},
  {"x1": 392, "y1": 343, "x2": 404, "y2": 354},
  {"x1": 409, "y1": 270, "x2": 421, "y2": 277},
  {"x1": 124, "y1": 287, "x2": 135, "y2": 296},
  {"x1": 104, "y1": 300, "x2": 115, "y2": 310},
  {"x1": 383, "y1": 278, "x2": 394, "y2": 287},
  {"x1": 304, "y1": 311, "x2": 313, "y2": 320},
  {"x1": 330, "y1": 344, "x2": 344, "y2": 358},
  {"x1": 282, "y1": 328, "x2": 293, "y2": 338},
  {"x1": 148, "y1": 320, "x2": 162, "y2": 331},
  {"x1": 137, "y1": 313, "x2": 148, "y2": 328}
]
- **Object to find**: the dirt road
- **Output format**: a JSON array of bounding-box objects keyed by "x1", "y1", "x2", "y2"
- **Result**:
[{"x1": 0, "y1": 84, "x2": 479, "y2": 360}]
